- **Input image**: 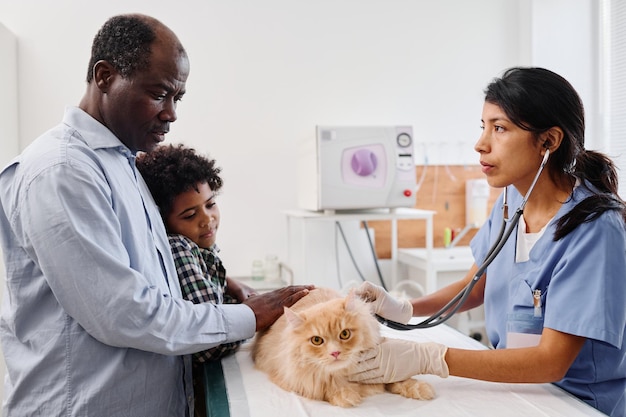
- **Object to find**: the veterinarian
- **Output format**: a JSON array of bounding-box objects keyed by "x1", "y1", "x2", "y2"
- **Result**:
[
  {"x1": 351, "y1": 67, "x2": 626, "y2": 417},
  {"x1": 0, "y1": 14, "x2": 312, "y2": 417}
]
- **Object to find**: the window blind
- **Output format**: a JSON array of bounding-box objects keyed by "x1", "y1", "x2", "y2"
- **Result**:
[{"x1": 604, "y1": 0, "x2": 626, "y2": 198}]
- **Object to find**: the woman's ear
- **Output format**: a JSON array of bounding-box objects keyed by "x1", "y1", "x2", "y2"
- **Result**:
[{"x1": 541, "y1": 126, "x2": 564, "y2": 154}]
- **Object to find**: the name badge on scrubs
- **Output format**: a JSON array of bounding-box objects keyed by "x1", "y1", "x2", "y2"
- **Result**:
[{"x1": 506, "y1": 313, "x2": 543, "y2": 348}]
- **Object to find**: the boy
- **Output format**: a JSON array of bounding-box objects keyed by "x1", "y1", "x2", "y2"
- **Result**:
[{"x1": 137, "y1": 143, "x2": 256, "y2": 415}]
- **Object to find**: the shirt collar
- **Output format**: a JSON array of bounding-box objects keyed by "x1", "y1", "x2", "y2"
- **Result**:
[
  {"x1": 169, "y1": 233, "x2": 220, "y2": 255},
  {"x1": 63, "y1": 106, "x2": 132, "y2": 154}
]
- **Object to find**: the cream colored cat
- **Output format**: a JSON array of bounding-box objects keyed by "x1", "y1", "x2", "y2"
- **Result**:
[{"x1": 251, "y1": 287, "x2": 435, "y2": 407}]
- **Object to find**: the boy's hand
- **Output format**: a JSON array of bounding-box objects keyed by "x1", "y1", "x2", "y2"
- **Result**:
[{"x1": 226, "y1": 277, "x2": 258, "y2": 303}]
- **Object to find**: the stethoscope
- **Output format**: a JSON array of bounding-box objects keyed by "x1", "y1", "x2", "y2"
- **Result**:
[{"x1": 378, "y1": 148, "x2": 551, "y2": 330}]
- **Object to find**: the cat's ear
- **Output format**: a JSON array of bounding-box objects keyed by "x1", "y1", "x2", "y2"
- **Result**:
[
  {"x1": 345, "y1": 289, "x2": 369, "y2": 313},
  {"x1": 284, "y1": 306, "x2": 305, "y2": 328}
]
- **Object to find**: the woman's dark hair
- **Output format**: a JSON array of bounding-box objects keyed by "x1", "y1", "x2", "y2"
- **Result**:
[
  {"x1": 136, "y1": 144, "x2": 223, "y2": 218},
  {"x1": 86, "y1": 14, "x2": 156, "y2": 82},
  {"x1": 484, "y1": 67, "x2": 626, "y2": 239}
]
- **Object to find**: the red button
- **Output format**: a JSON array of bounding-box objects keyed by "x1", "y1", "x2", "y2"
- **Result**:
[{"x1": 403, "y1": 189, "x2": 412, "y2": 197}]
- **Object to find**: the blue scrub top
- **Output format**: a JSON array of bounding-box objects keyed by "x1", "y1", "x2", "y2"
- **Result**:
[{"x1": 471, "y1": 183, "x2": 626, "y2": 417}]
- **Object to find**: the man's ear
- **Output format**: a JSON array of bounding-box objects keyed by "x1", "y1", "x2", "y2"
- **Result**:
[{"x1": 92, "y1": 60, "x2": 117, "y2": 93}]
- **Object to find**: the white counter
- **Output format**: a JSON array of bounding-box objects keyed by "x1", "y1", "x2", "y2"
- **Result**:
[{"x1": 397, "y1": 246, "x2": 474, "y2": 294}]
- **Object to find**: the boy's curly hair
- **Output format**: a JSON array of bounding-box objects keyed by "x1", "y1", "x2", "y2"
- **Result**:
[{"x1": 136, "y1": 144, "x2": 223, "y2": 218}]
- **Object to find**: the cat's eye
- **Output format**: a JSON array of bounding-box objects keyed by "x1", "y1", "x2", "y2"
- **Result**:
[
  {"x1": 339, "y1": 329, "x2": 351, "y2": 340},
  {"x1": 311, "y1": 336, "x2": 324, "y2": 346}
]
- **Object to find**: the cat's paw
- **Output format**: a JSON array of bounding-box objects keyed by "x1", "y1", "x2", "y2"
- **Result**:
[
  {"x1": 327, "y1": 387, "x2": 363, "y2": 407},
  {"x1": 386, "y1": 378, "x2": 436, "y2": 400}
]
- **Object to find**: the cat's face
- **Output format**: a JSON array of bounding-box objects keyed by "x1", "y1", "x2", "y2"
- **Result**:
[{"x1": 283, "y1": 293, "x2": 380, "y2": 372}]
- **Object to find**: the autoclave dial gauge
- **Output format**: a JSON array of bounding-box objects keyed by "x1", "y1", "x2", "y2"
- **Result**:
[{"x1": 396, "y1": 133, "x2": 412, "y2": 147}]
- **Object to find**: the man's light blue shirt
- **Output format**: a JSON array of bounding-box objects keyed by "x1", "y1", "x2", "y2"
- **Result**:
[{"x1": 0, "y1": 107, "x2": 255, "y2": 416}]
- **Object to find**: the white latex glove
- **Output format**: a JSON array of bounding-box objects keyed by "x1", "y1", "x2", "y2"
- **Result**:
[
  {"x1": 355, "y1": 281, "x2": 413, "y2": 324},
  {"x1": 349, "y1": 337, "x2": 449, "y2": 383}
]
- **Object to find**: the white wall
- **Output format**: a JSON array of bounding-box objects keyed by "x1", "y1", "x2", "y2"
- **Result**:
[
  {"x1": 0, "y1": 20, "x2": 18, "y2": 407},
  {"x1": 0, "y1": 22, "x2": 18, "y2": 167},
  {"x1": 0, "y1": 0, "x2": 536, "y2": 277},
  {"x1": 531, "y1": 0, "x2": 600, "y2": 150}
]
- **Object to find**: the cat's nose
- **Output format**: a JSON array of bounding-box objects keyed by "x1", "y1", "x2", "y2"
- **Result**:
[{"x1": 331, "y1": 351, "x2": 340, "y2": 359}]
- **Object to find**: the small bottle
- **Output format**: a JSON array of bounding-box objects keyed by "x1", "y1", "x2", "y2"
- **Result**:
[
  {"x1": 264, "y1": 255, "x2": 280, "y2": 283},
  {"x1": 251, "y1": 259, "x2": 265, "y2": 281}
]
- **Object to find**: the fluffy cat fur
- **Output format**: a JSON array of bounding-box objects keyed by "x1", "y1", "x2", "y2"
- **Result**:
[{"x1": 251, "y1": 287, "x2": 435, "y2": 407}]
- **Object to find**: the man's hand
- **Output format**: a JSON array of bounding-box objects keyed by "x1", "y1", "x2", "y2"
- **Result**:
[
  {"x1": 355, "y1": 281, "x2": 413, "y2": 324},
  {"x1": 349, "y1": 338, "x2": 449, "y2": 383},
  {"x1": 243, "y1": 285, "x2": 314, "y2": 331}
]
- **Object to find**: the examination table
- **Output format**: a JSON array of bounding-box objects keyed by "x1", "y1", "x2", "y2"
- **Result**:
[{"x1": 201, "y1": 321, "x2": 606, "y2": 417}]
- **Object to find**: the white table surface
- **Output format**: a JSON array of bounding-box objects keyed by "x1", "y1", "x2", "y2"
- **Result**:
[{"x1": 213, "y1": 320, "x2": 606, "y2": 417}]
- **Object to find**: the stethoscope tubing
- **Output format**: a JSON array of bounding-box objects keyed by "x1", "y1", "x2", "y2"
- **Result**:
[{"x1": 376, "y1": 210, "x2": 520, "y2": 330}]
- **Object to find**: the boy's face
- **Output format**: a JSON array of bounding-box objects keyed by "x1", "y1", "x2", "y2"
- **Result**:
[{"x1": 166, "y1": 182, "x2": 219, "y2": 249}]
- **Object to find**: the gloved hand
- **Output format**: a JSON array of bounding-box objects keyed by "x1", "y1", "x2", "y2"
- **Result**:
[
  {"x1": 349, "y1": 337, "x2": 449, "y2": 384},
  {"x1": 355, "y1": 281, "x2": 413, "y2": 324}
]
